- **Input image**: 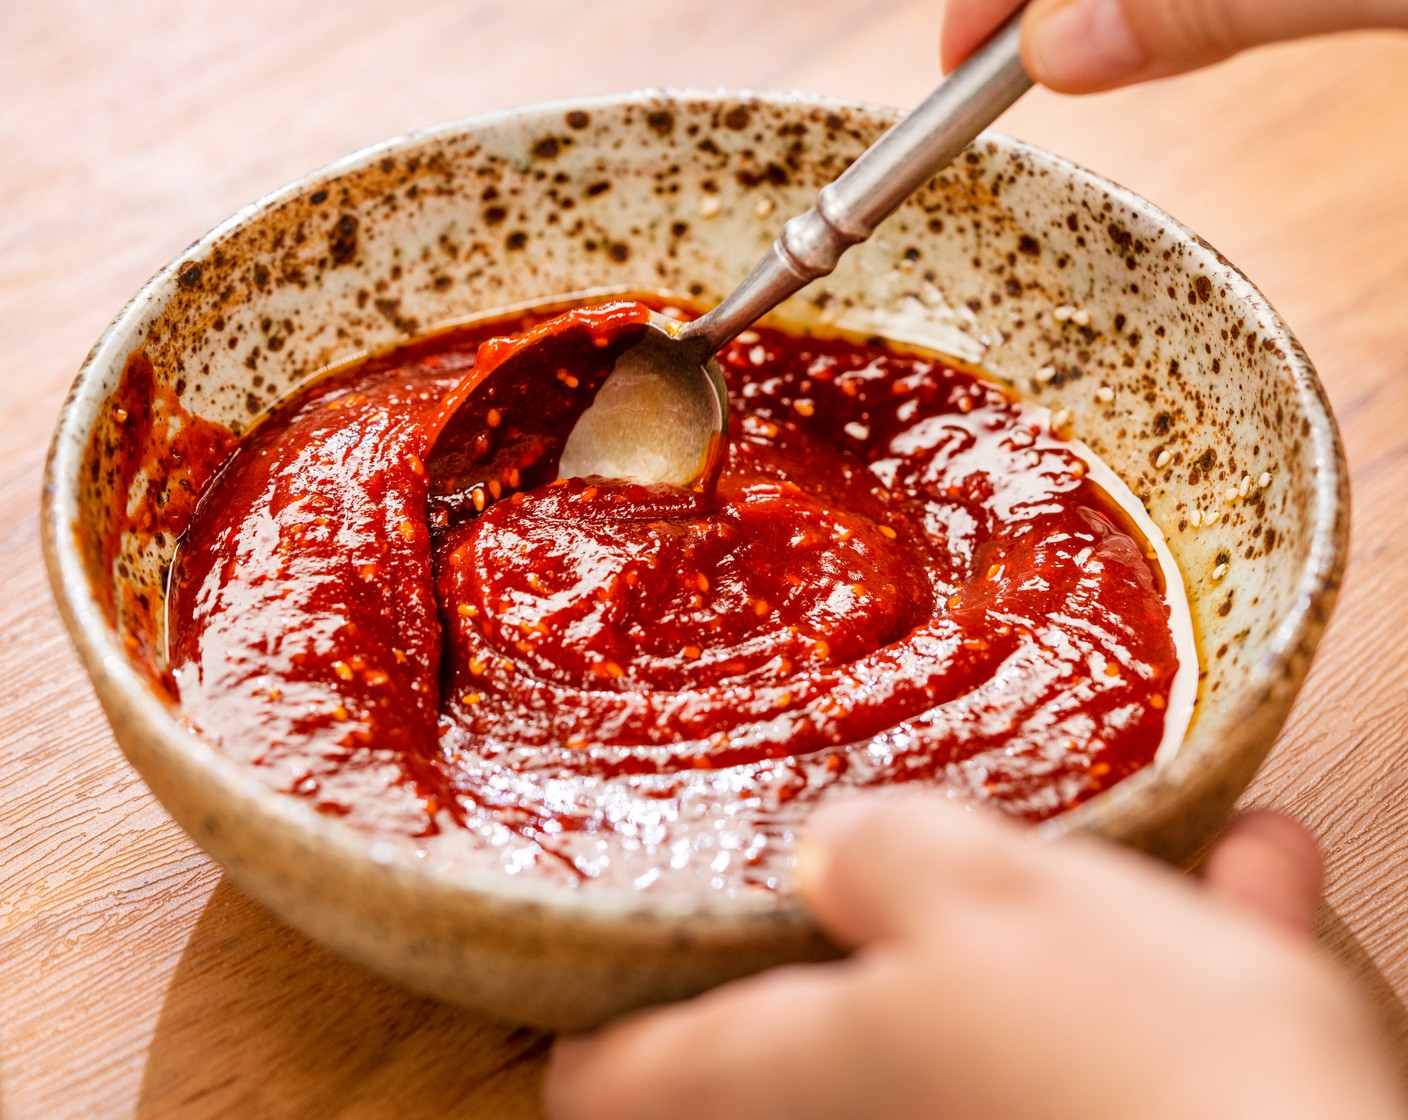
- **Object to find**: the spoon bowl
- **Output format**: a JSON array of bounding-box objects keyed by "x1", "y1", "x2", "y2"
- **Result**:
[{"x1": 558, "y1": 311, "x2": 727, "y2": 489}]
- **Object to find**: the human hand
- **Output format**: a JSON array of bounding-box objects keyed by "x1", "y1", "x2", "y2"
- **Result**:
[
  {"x1": 942, "y1": 0, "x2": 1408, "y2": 93},
  {"x1": 545, "y1": 798, "x2": 1407, "y2": 1120}
]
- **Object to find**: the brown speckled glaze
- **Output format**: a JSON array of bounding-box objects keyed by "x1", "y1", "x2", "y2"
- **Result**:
[{"x1": 42, "y1": 91, "x2": 1349, "y2": 1029}]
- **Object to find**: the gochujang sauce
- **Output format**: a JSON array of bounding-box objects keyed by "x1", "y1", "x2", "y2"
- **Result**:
[{"x1": 166, "y1": 299, "x2": 1188, "y2": 893}]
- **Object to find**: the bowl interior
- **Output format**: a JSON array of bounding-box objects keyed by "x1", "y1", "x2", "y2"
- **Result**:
[{"x1": 49, "y1": 90, "x2": 1346, "y2": 896}]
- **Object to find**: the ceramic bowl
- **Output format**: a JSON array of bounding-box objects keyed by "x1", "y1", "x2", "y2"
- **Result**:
[{"x1": 42, "y1": 90, "x2": 1349, "y2": 1030}]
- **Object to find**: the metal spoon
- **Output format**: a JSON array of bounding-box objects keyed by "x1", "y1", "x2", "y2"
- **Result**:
[{"x1": 560, "y1": 14, "x2": 1032, "y2": 489}]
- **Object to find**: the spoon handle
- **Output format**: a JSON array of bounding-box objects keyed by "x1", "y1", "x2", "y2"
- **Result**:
[{"x1": 678, "y1": 11, "x2": 1032, "y2": 356}]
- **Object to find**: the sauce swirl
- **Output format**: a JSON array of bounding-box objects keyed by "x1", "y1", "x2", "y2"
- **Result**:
[{"x1": 166, "y1": 299, "x2": 1187, "y2": 893}]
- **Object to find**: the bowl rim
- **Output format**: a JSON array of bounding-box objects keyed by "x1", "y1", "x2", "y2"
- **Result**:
[{"x1": 41, "y1": 87, "x2": 1349, "y2": 929}]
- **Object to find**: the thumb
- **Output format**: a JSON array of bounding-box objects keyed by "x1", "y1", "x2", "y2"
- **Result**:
[
  {"x1": 795, "y1": 794, "x2": 1037, "y2": 947},
  {"x1": 1019, "y1": 0, "x2": 1408, "y2": 93}
]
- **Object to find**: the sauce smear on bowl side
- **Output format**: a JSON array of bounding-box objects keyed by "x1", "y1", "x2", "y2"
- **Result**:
[{"x1": 165, "y1": 298, "x2": 1193, "y2": 893}]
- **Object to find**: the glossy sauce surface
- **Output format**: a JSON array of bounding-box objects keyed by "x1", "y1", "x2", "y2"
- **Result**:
[{"x1": 166, "y1": 300, "x2": 1185, "y2": 893}]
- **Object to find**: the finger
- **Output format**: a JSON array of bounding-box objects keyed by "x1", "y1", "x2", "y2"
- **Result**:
[
  {"x1": 1200, "y1": 810, "x2": 1323, "y2": 938},
  {"x1": 1021, "y1": 0, "x2": 1408, "y2": 93},
  {"x1": 543, "y1": 964, "x2": 866, "y2": 1120},
  {"x1": 796, "y1": 793, "x2": 1036, "y2": 947},
  {"x1": 940, "y1": 0, "x2": 1026, "y2": 72}
]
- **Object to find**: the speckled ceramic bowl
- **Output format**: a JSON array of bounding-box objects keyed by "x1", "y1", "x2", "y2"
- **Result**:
[{"x1": 43, "y1": 91, "x2": 1348, "y2": 1030}]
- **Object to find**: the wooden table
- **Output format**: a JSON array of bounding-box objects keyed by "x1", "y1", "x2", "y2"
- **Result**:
[{"x1": 5, "y1": 2, "x2": 1408, "y2": 1115}]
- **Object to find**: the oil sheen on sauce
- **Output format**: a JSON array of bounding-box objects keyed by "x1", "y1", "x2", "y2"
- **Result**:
[{"x1": 165, "y1": 299, "x2": 1196, "y2": 894}]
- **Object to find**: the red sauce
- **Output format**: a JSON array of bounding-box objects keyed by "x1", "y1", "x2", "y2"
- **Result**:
[
  {"x1": 165, "y1": 299, "x2": 1180, "y2": 892},
  {"x1": 83, "y1": 351, "x2": 236, "y2": 677}
]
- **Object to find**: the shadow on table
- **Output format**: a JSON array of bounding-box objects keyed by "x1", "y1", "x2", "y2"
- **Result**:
[{"x1": 134, "y1": 876, "x2": 550, "y2": 1120}]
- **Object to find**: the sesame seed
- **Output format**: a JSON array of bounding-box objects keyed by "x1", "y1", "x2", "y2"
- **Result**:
[
  {"x1": 737, "y1": 330, "x2": 760, "y2": 344},
  {"x1": 879, "y1": 525, "x2": 898, "y2": 539},
  {"x1": 1224, "y1": 487, "x2": 1239, "y2": 503},
  {"x1": 472, "y1": 487, "x2": 486, "y2": 512},
  {"x1": 1259, "y1": 472, "x2": 1272, "y2": 488},
  {"x1": 1189, "y1": 508, "x2": 1203, "y2": 528},
  {"x1": 1155, "y1": 450, "x2": 1172, "y2": 469},
  {"x1": 749, "y1": 345, "x2": 767, "y2": 365},
  {"x1": 461, "y1": 692, "x2": 482, "y2": 705},
  {"x1": 1035, "y1": 365, "x2": 1057, "y2": 384},
  {"x1": 1051, "y1": 408, "x2": 1071, "y2": 431},
  {"x1": 754, "y1": 197, "x2": 774, "y2": 218},
  {"x1": 1071, "y1": 308, "x2": 1091, "y2": 326},
  {"x1": 699, "y1": 196, "x2": 722, "y2": 218},
  {"x1": 1213, "y1": 563, "x2": 1228, "y2": 580},
  {"x1": 486, "y1": 408, "x2": 502, "y2": 428},
  {"x1": 794, "y1": 399, "x2": 815, "y2": 417},
  {"x1": 1053, "y1": 304, "x2": 1075, "y2": 322},
  {"x1": 844, "y1": 421, "x2": 870, "y2": 440},
  {"x1": 1205, "y1": 507, "x2": 1221, "y2": 525},
  {"x1": 1095, "y1": 386, "x2": 1114, "y2": 403},
  {"x1": 332, "y1": 660, "x2": 353, "y2": 681}
]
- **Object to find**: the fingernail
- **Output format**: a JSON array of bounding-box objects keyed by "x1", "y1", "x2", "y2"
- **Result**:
[
  {"x1": 794, "y1": 796, "x2": 879, "y2": 901},
  {"x1": 1028, "y1": 0, "x2": 1148, "y2": 91}
]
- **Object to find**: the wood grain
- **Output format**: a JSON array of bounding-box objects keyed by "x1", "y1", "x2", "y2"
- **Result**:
[{"x1": 4, "y1": 2, "x2": 1408, "y2": 1116}]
